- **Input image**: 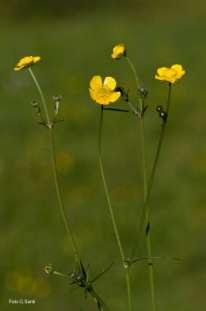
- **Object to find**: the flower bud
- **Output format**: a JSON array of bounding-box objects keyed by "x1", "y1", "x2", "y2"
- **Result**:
[
  {"x1": 156, "y1": 105, "x2": 163, "y2": 113},
  {"x1": 111, "y1": 43, "x2": 126, "y2": 60},
  {"x1": 138, "y1": 87, "x2": 148, "y2": 99}
]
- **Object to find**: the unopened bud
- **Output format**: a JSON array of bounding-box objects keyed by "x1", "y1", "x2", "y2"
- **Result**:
[
  {"x1": 156, "y1": 105, "x2": 167, "y2": 122},
  {"x1": 138, "y1": 87, "x2": 148, "y2": 98},
  {"x1": 156, "y1": 105, "x2": 163, "y2": 112},
  {"x1": 53, "y1": 95, "x2": 63, "y2": 115},
  {"x1": 44, "y1": 264, "x2": 53, "y2": 275}
]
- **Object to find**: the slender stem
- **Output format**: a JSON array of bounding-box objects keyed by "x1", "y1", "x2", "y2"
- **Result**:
[
  {"x1": 141, "y1": 112, "x2": 157, "y2": 311},
  {"x1": 49, "y1": 128, "x2": 80, "y2": 263},
  {"x1": 125, "y1": 268, "x2": 132, "y2": 311},
  {"x1": 146, "y1": 83, "x2": 172, "y2": 220},
  {"x1": 98, "y1": 105, "x2": 132, "y2": 311},
  {"x1": 28, "y1": 68, "x2": 80, "y2": 264},
  {"x1": 29, "y1": 68, "x2": 51, "y2": 126},
  {"x1": 104, "y1": 107, "x2": 129, "y2": 113},
  {"x1": 125, "y1": 56, "x2": 143, "y2": 112},
  {"x1": 131, "y1": 255, "x2": 181, "y2": 264},
  {"x1": 126, "y1": 56, "x2": 140, "y2": 91},
  {"x1": 134, "y1": 83, "x2": 172, "y2": 309},
  {"x1": 53, "y1": 270, "x2": 68, "y2": 278},
  {"x1": 125, "y1": 56, "x2": 157, "y2": 311},
  {"x1": 98, "y1": 106, "x2": 125, "y2": 262},
  {"x1": 146, "y1": 234, "x2": 156, "y2": 311},
  {"x1": 140, "y1": 119, "x2": 148, "y2": 202}
]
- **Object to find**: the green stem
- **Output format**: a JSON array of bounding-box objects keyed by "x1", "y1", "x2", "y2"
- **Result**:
[
  {"x1": 126, "y1": 56, "x2": 141, "y2": 91},
  {"x1": 141, "y1": 113, "x2": 156, "y2": 311},
  {"x1": 125, "y1": 268, "x2": 132, "y2": 311},
  {"x1": 125, "y1": 56, "x2": 157, "y2": 311},
  {"x1": 146, "y1": 233, "x2": 156, "y2": 311},
  {"x1": 125, "y1": 56, "x2": 143, "y2": 112},
  {"x1": 98, "y1": 105, "x2": 132, "y2": 311},
  {"x1": 140, "y1": 119, "x2": 148, "y2": 202},
  {"x1": 49, "y1": 128, "x2": 80, "y2": 263},
  {"x1": 29, "y1": 68, "x2": 51, "y2": 126},
  {"x1": 136, "y1": 83, "x2": 172, "y2": 308},
  {"x1": 98, "y1": 106, "x2": 124, "y2": 262},
  {"x1": 146, "y1": 83, "x2": 172, "y2": 220},
  {"x1": 28, "y1": 68, "x2": 80, "y2": 264}
]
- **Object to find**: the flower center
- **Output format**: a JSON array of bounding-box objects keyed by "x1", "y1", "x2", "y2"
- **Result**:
[{"x1": 98, "y1": 87, "x2": 111, "y2": 96}]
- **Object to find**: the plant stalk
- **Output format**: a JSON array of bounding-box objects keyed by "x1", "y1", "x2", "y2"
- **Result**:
[
  {"x1": 136, "y1": 83, "x2": 172, "y2": 310},
  {"x1": 126, "y1": 56, "x2": 157, "y2": 311},
  {"x1": 98, "y1": 105, "x2": 132, "y2": 311},
  {"x1": 28, "y1": 68, "x2": 80, "y2": 264},
  {"x1": 142, "y1": 83, "x2": 172, "y2": 230}
]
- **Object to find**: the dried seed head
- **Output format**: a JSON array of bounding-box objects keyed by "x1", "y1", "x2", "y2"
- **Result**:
[{"x1": 44, "y1": 264, "x2": 53, "y2": 275}]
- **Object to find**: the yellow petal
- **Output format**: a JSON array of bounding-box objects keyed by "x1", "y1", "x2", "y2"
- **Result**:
[
  {"x1": 90, "y1": 76, "x2": 102, "y2": 90},
  {"x1": 157, "y1": 67, "x2": 169, "y2": 76},
  {"x1": 103, "y1": 77, "x2": 117, "y2": 91},
  {"x1": 171, "y1": 64, "x2": 186, "y2": 78},
  {"x1": 111, "y1": 43, "x2": 126, "y2": 59},
  {"x1": 109, "y1": 91, "x2": 121, "y2": 103},
  {"x1": 89, "y1": 89, "x2": 109, "y2": 105},
  {"x1": 89, "y1": 89, "x2": 98, "y2": 102},
  {"x1": 14, "y1": 67, "x2": 21, "y2": 71},
  {"x1": 33, "y1": 56, "x2": 41, "y2": 64},
  {"x1": 155, "y1": 74, "x2": 165, "y2": 81},
  {"x1": 171, "y1": 64, "x2": 183, "y2": 72}
]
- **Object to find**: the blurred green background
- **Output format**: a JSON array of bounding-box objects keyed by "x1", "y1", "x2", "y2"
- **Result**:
[{"x1": 0, "y1": 0, "x2": 206, "y2": 310}]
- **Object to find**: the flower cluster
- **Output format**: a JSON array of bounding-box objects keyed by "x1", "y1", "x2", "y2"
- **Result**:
[
  {"x1": 89, "y1": 44, "x2": 186, "y2": 107},
  {"x1": 13, "y1": 43, "x2": 187, "y2": 311}
]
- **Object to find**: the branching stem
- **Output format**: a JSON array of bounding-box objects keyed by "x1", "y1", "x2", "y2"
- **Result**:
[
  {"x1": 28, "y1": 68, "x2": 81, "y2": 265},
  {"x1": 125, "y1": 56, "x2": 157, "y2": 311}
]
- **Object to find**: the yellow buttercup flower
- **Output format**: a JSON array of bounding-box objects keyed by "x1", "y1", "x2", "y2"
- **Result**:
[
  {"x1": 14, "y1": 56, "x2": 41, "y2": 71},
  {"x1": 89, "y1": 75, "x2": 121, "y2": 105},
  {"x1": 155, "y1": 64, "x2": 186, "y2": 84},
  {"x1": 111, "y1": 43, "x2": 126, "y2": 60}
]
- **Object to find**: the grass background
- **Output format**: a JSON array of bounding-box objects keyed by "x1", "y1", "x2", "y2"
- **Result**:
[{"x1": 0, "y1": 1, "x2": 206, "y2": 310}]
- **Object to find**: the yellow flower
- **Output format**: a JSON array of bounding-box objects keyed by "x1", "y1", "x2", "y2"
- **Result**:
[
  {"x1": 111, "y1": 43, "x2": 126, "y2": 59},
  {"x1": 89, "y1": 75, "x2": 121, "y2": 105},
  {"x1": 155, "y1": 64, "x2": 186, "y2": 84},
  {"x1": 14, "y1": 56, "x2": 41, "y2": 71}
]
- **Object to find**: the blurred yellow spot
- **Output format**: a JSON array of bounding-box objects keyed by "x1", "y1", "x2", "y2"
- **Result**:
[
  {"x1": 6, "y1": 269, "x2": 50, "y2": 298},
  {"x1": 155, "y1": 64, "x2": 186, "y2": 83},
  {"x1": 56, "y1": 151, "x2": 75, "y2": 174},
  {"x1": 89, "y1": 76, "x2": 121, "y2": 105},
  {"x1": 14, "y1": 56, "x2": 41, "y2": 71},
  {"x1": 32, "y1": 279, "x2": 50, "y2": 297},
  {"x1": 111, "y1": 43, "x2": 126, "y2": 59}
]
